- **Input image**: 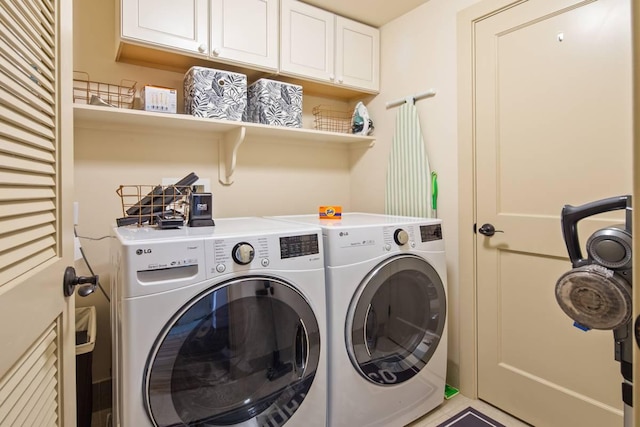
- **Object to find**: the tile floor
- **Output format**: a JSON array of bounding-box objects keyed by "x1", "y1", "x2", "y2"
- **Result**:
[
  {"x1": 90, "y1": 394, "x2": 531, "y2": 427},
  {"x1": 408, "y1": 394, "x2": 532, "y2": 427}
]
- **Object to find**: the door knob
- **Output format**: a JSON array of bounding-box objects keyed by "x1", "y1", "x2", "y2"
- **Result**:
[
  {"x1": 478, "y1": 223, "x2": 504, "y2": 237},
  {"x1": 63, "y1": 266, "x2": 98, "y2": 297}
]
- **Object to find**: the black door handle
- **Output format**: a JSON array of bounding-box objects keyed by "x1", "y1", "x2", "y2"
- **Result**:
[
  {"x1": 63, "y1": 266, "x2": 98, "y2": 297},
  {"x1": 478, "y1": 223, "x2": 504, "y2": 237}
]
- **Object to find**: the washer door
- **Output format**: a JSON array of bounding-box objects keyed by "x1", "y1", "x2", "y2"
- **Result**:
[
  {"x1": 347, "y1": 254, "x2": 446, "y2": 386},
  {"x1": 145, "y1": 276, "x2": 320, "y2": 427}
]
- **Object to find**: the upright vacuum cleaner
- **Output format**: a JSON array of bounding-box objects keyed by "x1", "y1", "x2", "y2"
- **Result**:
[{"x1": 555, "y1": 195, "x2": 632, "y2": 427}]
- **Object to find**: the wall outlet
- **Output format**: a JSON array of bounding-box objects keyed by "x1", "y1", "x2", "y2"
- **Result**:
[{"x1": 162, "y1": 177, "x2": 211, "y2": 193}]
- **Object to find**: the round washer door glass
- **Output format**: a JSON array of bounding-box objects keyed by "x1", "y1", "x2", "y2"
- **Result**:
[
  {"x1": 145, "y1": 277, "x2": 320, "y2": 427},
  {"x1": 347, "y1": 254, "x2": 446, "y2": 385}
]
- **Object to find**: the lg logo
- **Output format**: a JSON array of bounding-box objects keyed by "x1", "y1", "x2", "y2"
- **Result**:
[
  {"x1": 136, "y1": 248, "x2": 152, "y2": 255},
  {"x1": 339, "y1": 231, "x2": 349, "y2": 237}
]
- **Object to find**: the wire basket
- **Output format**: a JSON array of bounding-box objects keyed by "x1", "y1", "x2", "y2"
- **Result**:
[
  {"x1": 73, "y1": 71, "x2": 136, "y2": 109},
  {"x1": 116, "y1": 184, "x2": 191, "y2": 227},
  {"x1": 312, "y1": 105, "x2": 353, "y2": 134}
]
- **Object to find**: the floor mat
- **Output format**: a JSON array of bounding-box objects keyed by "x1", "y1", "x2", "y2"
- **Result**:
[{"x1": 436, "y1": 407, "x2": 506, "y2": 427}]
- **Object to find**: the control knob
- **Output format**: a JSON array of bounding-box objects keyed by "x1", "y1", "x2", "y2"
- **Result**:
[
  {"x1": 394, "y1": 229, "x2": 409, "y2": 246},
  {"x1": 232, "y1": 242, "x2": 255, "y2": 265}
]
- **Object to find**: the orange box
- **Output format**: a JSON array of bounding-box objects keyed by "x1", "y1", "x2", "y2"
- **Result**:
[{"x1": 319, "y1": 206, "x2": 342, "y2": 219}]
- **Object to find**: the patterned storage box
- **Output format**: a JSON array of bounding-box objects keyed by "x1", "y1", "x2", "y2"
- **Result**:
[
  {"x1": 244, "y1": 78, "x2": 302, "y2": 128},
  {"x1": 183, "y1": 66, "x2": 247, "y2": 121}
]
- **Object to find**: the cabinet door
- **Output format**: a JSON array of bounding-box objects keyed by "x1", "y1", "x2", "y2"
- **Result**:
[
  {"x1": 211, "y1": 0, "x2": 278, "y2": 70},
  {"x1": 280, "y1": 0, "x2": 335, "y2": 82},
  {"x1": 335, "y1": 16, "x2": 380, "y2": 92},
  {"x1": 121, "y1": 0, "x2": 208, "y2": 55}
]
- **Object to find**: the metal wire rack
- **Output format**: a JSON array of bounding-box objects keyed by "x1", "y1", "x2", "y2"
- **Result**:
[
  {"x1": 312, "y1": 105, "x2": 353, "y2": 134},
  {"x1": 116, "y1": 184, "x2": 192, "y2": 227},
  {"x1": 73, "y1": 71, "x2": 136, "y2": 109}
]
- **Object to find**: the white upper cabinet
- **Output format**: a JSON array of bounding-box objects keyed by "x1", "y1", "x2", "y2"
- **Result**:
[
  {"x1": 280, "y1": 0, "x2": 379, "y2": 93},
  {"x1": 210, "y1": 0, "x2": 279, "y2": 71},
  {"x1": 335, "y1": 16, "x2": 379, "y2": 92},
  {"x1": 118, "y1": 0, "x2": 379, "y2": 95},
  {"x1": 280, "y1": 0, "x2": 335, "y2": 82},
  {"x1": 121, "y1": 0, "x2": 209, "y2": 55}
]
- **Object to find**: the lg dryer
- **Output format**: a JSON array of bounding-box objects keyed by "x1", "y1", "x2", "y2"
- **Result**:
[
  {"x1": 110, "y1": 217, "x2": 327, "y2": 427},
  {"x1": 272, "y1": 213, "x2": 447, "y2": 427}
]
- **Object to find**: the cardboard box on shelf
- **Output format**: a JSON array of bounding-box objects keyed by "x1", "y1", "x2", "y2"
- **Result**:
[{"x1": 140, "y1": 85, "x2": 177, "y2": 114}]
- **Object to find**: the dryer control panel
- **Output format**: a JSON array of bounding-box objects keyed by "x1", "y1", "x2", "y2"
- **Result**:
[
  {"x1": 382, "y1": 224, "x2": 442, "y2": 248},
  {"x1": 420, "y1": 224, "x2": 443, "y2": 242}
]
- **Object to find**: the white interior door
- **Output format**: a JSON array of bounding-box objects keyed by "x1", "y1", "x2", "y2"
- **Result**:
[
  {"x1": 474, "y1": 0, "x2": 632, "y2": 426},
  {"x1": 0, "y1": 0, "x2": 75, "y2": 425}
]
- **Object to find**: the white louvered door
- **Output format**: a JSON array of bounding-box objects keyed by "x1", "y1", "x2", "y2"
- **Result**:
[{"x1": 0, "y1": 0, "x2": 75, "y2": 425}]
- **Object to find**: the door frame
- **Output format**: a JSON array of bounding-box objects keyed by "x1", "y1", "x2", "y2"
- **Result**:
[
  {"x1": 631, "y1": 1, "x2": 639, "y2": 425},
  {"x1": 457, "y1": 0, "x2": 529, "y2": 400}
]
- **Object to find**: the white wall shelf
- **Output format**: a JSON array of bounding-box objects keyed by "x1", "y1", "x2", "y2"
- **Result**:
[{"x1": 73, "y1": 104, "x2": 375, "y2": 184}]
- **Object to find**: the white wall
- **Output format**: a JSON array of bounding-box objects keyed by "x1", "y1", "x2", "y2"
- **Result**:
[
  {"x1": 73, "y1": 0, "x2": 482, "y2": 389},
  {"x1": 72, "y1": 0, "x2": 353, "y2": 381},
  {"x1": 352, "y1": 0, "x2": 480, "y2": 386}
]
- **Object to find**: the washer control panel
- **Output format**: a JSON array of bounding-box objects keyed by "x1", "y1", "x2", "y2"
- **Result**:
[
  {"x1": 212, "y1": 236, "x2": 268, "y2": 269},
  {"x1": 280, "y1": 234, "x2": 320, "y2": 259},
  {"x1": 205, "y1": 232, "x2": 322, "y2": 277},
  {"x1": 127, "y1": 241, "x2": 203, "y2": 273}
]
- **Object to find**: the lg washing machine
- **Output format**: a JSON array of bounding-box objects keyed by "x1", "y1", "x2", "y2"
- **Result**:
[
  {"x1": 110, "y1": 217, "x2": 327, "y2": 427},
  {"x1": 271, "y1": 213, "x2": 447, "y2": 427}
]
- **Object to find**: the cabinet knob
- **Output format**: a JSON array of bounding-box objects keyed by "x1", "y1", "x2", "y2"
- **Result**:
[
  {"x1": 338, "y1": 76, "x2": 344, "y2": 84},
  {"x1": 212, "y1": 47, "x2": 221, "y2": 56},
  {"x1": 197, "y1": 44, "x2": 206, "y2": 53},
  {"x1": 329, "y1": 74, "x2": 335, "y2": 81}
]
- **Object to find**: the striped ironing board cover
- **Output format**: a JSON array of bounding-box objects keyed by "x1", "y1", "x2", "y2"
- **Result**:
[{"x1": 385, "y1": 101, "x2": 432, "y2": 218}]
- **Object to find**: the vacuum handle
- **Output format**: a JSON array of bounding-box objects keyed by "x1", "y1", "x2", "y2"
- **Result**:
[{"x1": 561, "y1": 195, "x2": 630, "y2": 267}]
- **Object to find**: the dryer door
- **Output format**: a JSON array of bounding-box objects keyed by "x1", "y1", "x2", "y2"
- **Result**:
[
  {"x1": 144, "y1": 276, "x2": 320, "y2": 427},
  {"x1": 347, "y1": 254, "x2": 446, "y2": 385}
]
